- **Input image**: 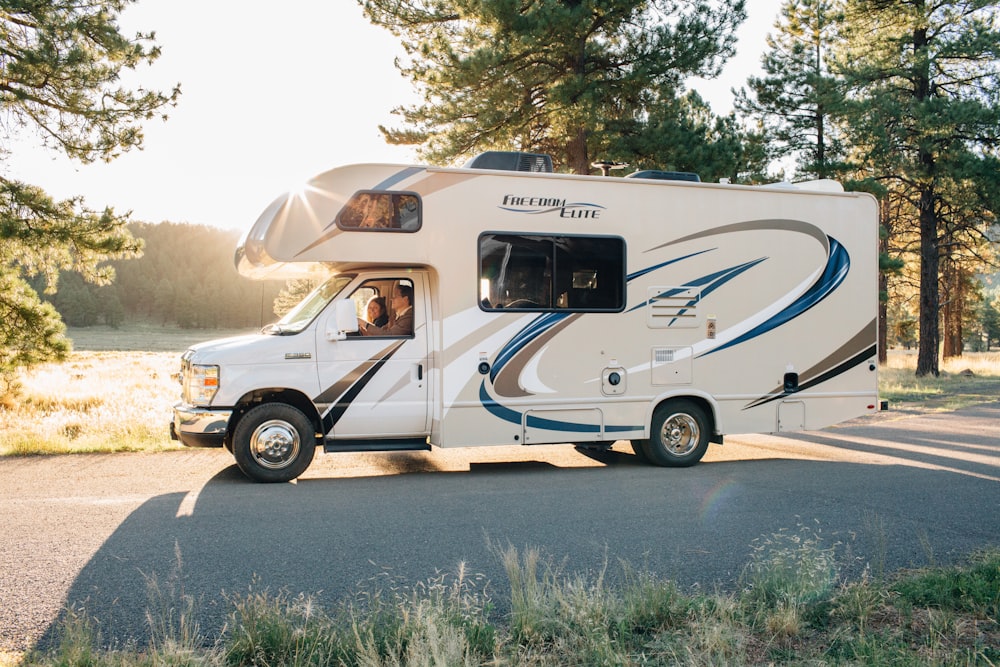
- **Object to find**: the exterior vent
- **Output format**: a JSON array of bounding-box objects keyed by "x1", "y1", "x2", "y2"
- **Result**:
[
  {"x1": 464, "y1": 151, "x2": 553, "y2": 173},
  {"x1": 647, "y1": 286, "x2": 701, "y2": 329},
  {"x1": 626, "y1": 169, "x2": 700, "y2": 182}
]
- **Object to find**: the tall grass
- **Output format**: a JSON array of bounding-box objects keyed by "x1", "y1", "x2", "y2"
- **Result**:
[
  {"x1": 0, "y1": 352, "x2": 181, "y2": 455},
  {"x1": 21, "y1": 540, "x2": 1000, "y2": 666}
]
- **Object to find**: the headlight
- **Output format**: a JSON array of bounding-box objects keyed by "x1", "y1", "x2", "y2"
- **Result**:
[{"x1": 183, "y1": 364, "x2": 220, "y2": 406}]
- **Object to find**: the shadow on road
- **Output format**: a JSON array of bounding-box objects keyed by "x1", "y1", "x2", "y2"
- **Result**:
[
  {"x1": 770, "y1": 401, "x2": 1000, "y2": 482},
  {"x1": 32, "y1": 403, "x2": 1000, "y2": 652}
]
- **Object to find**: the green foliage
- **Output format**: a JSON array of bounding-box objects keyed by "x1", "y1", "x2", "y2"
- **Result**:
[
  {"x1": 360, "y1": 0, "x2": 746, "y2": 174},
  {"x1": 0, "y1": 0, "x2": 178, "y2": 381},
  {"x1": 0, "y1": 0, "x2": 180, "y2": 162},
  {"x1": 225, "y1": 588, "x2": 351, "y2": 667},
  {"x1": 0, "y1": 269, "x2": 71, "y2": 373},
  {"x1": 736, "y1": 0, "x2": 847, "y2": 179},
  {"x1": 621, "y1": 90, "x2": 771, "y2": 183},
  {"x1": 836, "y1": 0, "x2": 1000, "y2": 376},
  {"x1": 981, "y1": 299, "x2": 1000, "y2": 350},
  {"x1": 892, "y1": 550, "x2": 1000, "y2": 618}
]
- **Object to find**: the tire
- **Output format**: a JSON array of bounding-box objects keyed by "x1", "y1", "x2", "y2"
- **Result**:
[
  {"x1": 232, "y1": 403, "x2": 317, "y2": 482},
  {"x1": 640, "y1": 400, "x2": 710, "y2": 467},
  {"x1": 628, "y1": 439, "x2": 650, "y2": 463}
]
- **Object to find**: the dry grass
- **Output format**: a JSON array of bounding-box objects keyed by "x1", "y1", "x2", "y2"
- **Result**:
[
  {"x1": 0, "y1": 351, "x2": 182, "y2": 455},
  {"x1": 883, "y1": 349, "x2": 1000, "y2": 375},
  {"x1": 880, "y1": 350, "x2": 1000, "y2": 412},
  {"x1": 1, "y1": 325, "x2": 256, "y2": 456}
]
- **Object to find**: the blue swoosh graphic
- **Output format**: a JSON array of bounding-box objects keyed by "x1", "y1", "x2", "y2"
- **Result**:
[
  {"x1": 699, "y1": 236, "x2": 849, "y2": 357},
  {"x1": 626, "y1": 248, "x2": 715, "y2": 282},
  {"x1": 626, "y1": 257, "x2": 766, "y2": 315}
]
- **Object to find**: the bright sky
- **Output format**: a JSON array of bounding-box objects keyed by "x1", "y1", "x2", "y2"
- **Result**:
[{"x1": 7, "y1": 0, "x2": 783, "y2": 232}]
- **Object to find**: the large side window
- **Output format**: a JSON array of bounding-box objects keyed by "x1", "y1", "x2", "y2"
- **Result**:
[
  {"x1": 337, "y1": 191, "x2": 421, "y2": 231},
  {"x1": 479, "y1": 234, "x2": 625, "y2": 312}
]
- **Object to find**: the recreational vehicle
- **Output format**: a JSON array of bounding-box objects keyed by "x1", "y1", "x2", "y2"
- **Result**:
[{"x1": 170, "y1": 152, "x2": 879, "y2": 482}]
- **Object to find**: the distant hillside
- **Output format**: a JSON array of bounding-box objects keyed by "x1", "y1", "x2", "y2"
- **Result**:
[{"x1": 38, "y1": 222, "x2": 286, "y2": 330}]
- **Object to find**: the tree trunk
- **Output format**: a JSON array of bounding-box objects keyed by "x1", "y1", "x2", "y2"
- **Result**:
[
  {"x1": 942, "y1": 262, "x2": 966, "y2": 359},
  {"x1": 878, "y1": 279, "x2": 888, "y2": 364},
  {"x1": 915, "y1": 185, "x2": 939, "y2": 376},
  {"x1": 878, "y1": 199, "x2": 889, "y2": 364},
  {"x1": 913, "y1": 19, "x2": 939, "y2": 377},
  {"x1": 566, "y1": 127, "x2": 590, "y2": 175}
]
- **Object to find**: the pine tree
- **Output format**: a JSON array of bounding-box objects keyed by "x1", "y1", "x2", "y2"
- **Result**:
[
  {"x1": 736, "y1": 0, "x2": 845, "y2": 179},
  {"x1": 623, "y1": 90, "x2": 770, "y2": 183},
  {"x1": 359, "y1": 0, "x2": 746, "y2": 173},
  {"x1": 837, "y1": 0, "x2": 1000, "y2": 376},
  {"x1": 0, "y1": 1, "x2": 178, "y2": 384}
]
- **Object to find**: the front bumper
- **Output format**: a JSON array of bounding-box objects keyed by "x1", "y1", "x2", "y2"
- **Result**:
[{"x1": 171, "y1": 403, "x2": 232, "y2": 448}]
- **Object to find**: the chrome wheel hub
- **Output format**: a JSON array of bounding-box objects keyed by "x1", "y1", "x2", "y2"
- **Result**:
[
  {"x1": 249, "y1": 419, "x2": 300, "y2": 470},
  {"x1": 660, "y1": 413, "x2": 700, "y2": 457}
]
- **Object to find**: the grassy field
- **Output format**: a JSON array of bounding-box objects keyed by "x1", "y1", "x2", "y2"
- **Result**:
[
  {"x1": 879, "y1": 350, "x2": 1000, "y2": 411},
  {"x1": 0, "y1": 326, "x2": 256, "y2": 456}
]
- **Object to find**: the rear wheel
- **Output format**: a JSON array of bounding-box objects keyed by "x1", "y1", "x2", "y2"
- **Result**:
[
  {"x1": 640, "y1": 400, "x2": 710, "y2": 467},
  {"x1": 232, "y1": 403, "x2": 317, "y2": 482}
]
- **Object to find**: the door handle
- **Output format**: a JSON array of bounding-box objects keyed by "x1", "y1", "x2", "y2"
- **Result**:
[{"x1": 417, "y1": 364, "x2": 423, "y2": 381}]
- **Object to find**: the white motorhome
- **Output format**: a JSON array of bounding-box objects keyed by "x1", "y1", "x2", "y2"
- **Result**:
[{"x1": 171, "y1": 152, "x2": 879, "y2": 482}]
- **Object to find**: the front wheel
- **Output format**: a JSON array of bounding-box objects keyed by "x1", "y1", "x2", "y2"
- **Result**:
[
  {"x1": 232, "y1": 403, "x2": 317, "y2": 482},
  {"x1": 639, "y1": 400, "x2": 710, "y2": 467}
]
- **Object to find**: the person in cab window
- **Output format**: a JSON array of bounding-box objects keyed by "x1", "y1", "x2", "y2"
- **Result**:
[
  {"x1": 360, "y1": 284, "x2": 413, "y2": 336},
  {"x1": 365, "y1": 296, "x2": 389, "y2": 327}
]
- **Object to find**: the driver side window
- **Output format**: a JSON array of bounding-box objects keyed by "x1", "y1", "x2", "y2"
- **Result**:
[{"x1": 349, "y1": 278, "x2": 415, "y2": 338}]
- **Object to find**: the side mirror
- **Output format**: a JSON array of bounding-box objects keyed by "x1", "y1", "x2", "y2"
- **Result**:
[{"x1": 326, "y1": 299, "x2": 359, "y2": 341}]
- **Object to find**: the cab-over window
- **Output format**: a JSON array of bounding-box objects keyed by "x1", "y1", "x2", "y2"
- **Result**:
[{"x1": 337, "y1": 191, "x2": 421, "y2": 231}]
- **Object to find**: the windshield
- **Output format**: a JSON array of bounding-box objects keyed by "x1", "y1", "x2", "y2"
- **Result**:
[{"x1": 263, "y1": 274, "x2": 354, "y2": 335}]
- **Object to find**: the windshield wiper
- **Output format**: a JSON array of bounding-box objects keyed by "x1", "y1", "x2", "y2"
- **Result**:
[{"x1": 261, "y1": 323, "x2": 294, "y2": 335}]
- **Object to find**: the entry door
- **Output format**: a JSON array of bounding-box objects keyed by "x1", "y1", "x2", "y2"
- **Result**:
[{"x1": 314, "y1": 275, "x2": 429, "y2": 439}]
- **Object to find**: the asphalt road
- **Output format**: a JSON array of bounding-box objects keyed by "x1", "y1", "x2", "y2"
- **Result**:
[{"x1": 2, "y1": 402, "x2": 998, "y2": 654}]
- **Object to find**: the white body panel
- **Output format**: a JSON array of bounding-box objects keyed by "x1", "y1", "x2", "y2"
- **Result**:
[{"x1": 183, "y1": 162, "x2": 878, "y2": 456}]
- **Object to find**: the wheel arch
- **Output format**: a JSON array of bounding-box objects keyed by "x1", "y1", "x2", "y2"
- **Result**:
[
  {"x1": 227, "y1": 388, "x2": 322, "y2": 448},
  {"x1": 647, "y1": 392, "x2": 722, "y2": 444}
]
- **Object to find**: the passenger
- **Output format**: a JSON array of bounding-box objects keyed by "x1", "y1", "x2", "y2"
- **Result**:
[
  {"x1": 360, "y1": 284, "x2": 413, "y2": 336},
  {"x1": 365, "y1": 296, "x2": 389, "y2": 327}
]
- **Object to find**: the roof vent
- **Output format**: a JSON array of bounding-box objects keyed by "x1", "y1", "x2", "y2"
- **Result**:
[
  {"x1": 625, "y1": 169, "x2": 700, "y2": 182},
  {"x1": 464, "y1": 151, "x2": 553, "y2": 173}
]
